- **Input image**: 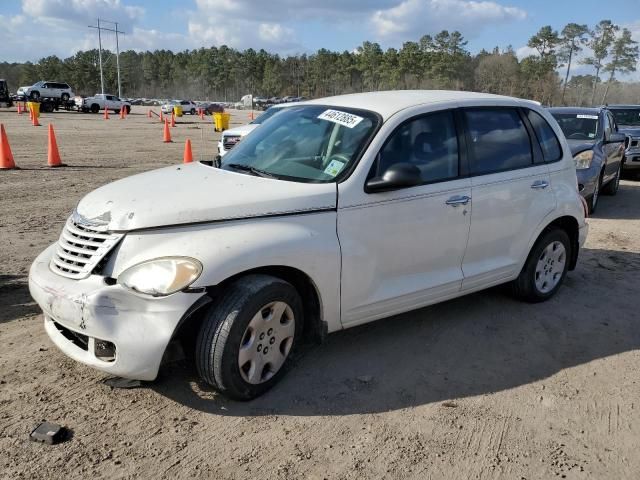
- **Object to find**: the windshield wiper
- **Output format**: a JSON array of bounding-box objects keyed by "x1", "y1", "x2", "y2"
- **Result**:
[{"x1": 226, "y1": 163, "x2": 277, "y2": 179}]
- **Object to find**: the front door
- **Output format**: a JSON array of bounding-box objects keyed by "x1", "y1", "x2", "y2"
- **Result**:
[{"x1": 339, "y1": 109, "x2": 471, "y2": 327}]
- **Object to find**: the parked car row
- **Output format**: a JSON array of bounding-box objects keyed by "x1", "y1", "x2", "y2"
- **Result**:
[{"x1": 548, "y1": 106, "x2": 630, "y2": 214}]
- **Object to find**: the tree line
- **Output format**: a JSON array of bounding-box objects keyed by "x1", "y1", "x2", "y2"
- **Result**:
[{"x1": 0, "y1": 19, "x2": 638, "y2": 106}]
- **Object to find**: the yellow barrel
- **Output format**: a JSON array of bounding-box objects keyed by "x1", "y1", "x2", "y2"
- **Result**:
[
  {"x1": 173, "y1": 105, "x2": 183, "y2": 117},
  {"x1": 27, "y1": 101, "x2": 40, "y2": 118},
  {"x1": 213, "y1": 112, "x2": 231, "y2": 132}
]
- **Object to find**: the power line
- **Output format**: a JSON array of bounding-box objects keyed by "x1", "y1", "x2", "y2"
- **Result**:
[{"x1": 88, "y1": 19, "x2": 126, "y2": 98}]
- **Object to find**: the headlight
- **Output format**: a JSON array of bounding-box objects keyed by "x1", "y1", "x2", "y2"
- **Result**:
[
  {"x1": 573, "y1": 150, "x2": 594, "y2": 170},
  {"x1": 118, "y1": 257, "x2": 202, "y2": 296}
]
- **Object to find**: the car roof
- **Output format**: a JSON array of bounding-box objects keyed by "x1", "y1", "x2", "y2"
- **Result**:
[
  {"x1": 301, "y1": 90, "x2": 522, "y2": 120},
  {"x1": 604, "y1": 104, "x2": 640, "y2": 109},
  {"x1": 547, "y1": 106, "x2": 602, "y2": 115}
]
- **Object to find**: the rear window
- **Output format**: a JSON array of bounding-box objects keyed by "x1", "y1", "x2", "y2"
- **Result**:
[
  {"x1": 464, "y1": 108, "x2": 533, "y2": 175},
  {"x1": 526, "y1": 110, "x2": 562, "y2": 162}
]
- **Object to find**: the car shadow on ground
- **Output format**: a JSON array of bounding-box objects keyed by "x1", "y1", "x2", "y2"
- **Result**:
[
  {"x1": 591, "y1": 180, "x2": 640, "y2": 220},
  {"x1": 153, "y1": 247, "x2": 640, "y2": 416},
  {"x1": 0, "y1": 275, "x2": 40, "y2": 323}
]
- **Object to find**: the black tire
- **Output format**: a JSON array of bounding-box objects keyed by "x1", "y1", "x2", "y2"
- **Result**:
[
  {"x1": 195, "y1": 274, "x2": 303, "y2": 400},
  {"x1": 190, "y1": 108, "x2": 196, "y2": 115},
  {"x1": 602, "y1": 163, "x2": 621, "y2": 196},
  {"x1": 30, "y1": 91, "x2": 40, "y2": 100},
  {"x1": 589, "y1": 173, "x2": 603, "y2": 214},
  {"x1": 61, "y1": 93, "x2": 69, "y2": 102},
  {"x1": 90, "y1": 103, "x2": 99, "y2": 113},
  {"x1": 125, "y1": 105, "x2": 131, "y2": 114},
  {"x1": 511, "y1": 228, "x2": 571, "y2": 303}
]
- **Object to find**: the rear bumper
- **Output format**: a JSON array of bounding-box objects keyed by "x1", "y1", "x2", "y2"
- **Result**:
[{"x1": 29, "y1": 244, "x2": 205, "y2": 380}]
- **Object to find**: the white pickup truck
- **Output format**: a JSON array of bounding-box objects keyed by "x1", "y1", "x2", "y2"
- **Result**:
[{"x1": 76, "y1": 94, "x2": 131, "y2": 114}]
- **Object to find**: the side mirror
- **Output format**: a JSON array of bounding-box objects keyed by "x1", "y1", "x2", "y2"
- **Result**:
[
  {"x1": 366, "y1": 163, "x2": 422, "y2": 193},
  {"x1": 605, "y1": 132, "x2": 626, "y2": 144}
]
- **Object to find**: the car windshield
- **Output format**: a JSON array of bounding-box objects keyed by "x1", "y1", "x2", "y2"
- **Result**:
[
  {"x1": 551, "y1": 113, "x2": 599, "y2": 140},
  {"x1": 250, "y1": 107, "x2": 284, "y2": 125},
  {"x1": 610, "y1": 109, "x2": 640, "y2": 127},
  {"x1": 220, "y1": 105, "x2": 379, "y2": 183}
]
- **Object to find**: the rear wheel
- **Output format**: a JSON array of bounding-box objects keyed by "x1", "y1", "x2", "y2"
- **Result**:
[
  {"x1": 125, "y1": 105, "x2": 131, "y2": 114},
  {"x1": 30, "y1": 91, "x2": 40, "y2": 100},
  {"x1": 511, "y1": 228, "x2": 571, "y2": 303},
  {"x1": 602, "y1": 163, "x2": 622, "y2": 195},
  {"x1": 190, "y1": 108, "x2": 196, "y2": 115},
  {"x1": 61, "y1": 93, "x2": 69, "y2": 102},
  {"x1": 196, "y1": 274, "x2": 303, "y2": 400},
  {"x1": 90, "y1": 103, "x2": 99, "y2": 113}
]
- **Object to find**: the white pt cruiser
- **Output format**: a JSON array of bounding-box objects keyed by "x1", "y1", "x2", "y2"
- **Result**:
[{"x1": 30, "y1": 91, "x2": 588, "y2": 400}]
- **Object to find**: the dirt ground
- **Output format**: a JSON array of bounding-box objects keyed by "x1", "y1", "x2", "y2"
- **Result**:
[{"x1": 1, "y1": 105, "x2": 639, "y2": 480}]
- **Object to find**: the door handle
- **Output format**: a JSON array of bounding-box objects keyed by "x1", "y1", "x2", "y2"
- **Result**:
[
  {"x1": 445, "y1": 195, "x2": 471, "y2": 206},
  {"x1": 531, "y1": 180, "x2": 549, "y2": 189}
]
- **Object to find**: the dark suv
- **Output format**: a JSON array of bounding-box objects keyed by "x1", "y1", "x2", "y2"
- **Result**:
[
  {"x1": 607, "y1": 105, "x2": 640, "y2": 174},
  {"x1": 549, "y1": 107, "x2": 626, "y2": 213}
]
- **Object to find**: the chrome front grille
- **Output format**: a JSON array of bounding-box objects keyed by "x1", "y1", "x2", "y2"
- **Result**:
[
  {"x1": 50, "y1": 216, "x2": 123, "y2": 279},
  {"x1": 223, "y1": 135, "x2": 241, "y2": 151}
]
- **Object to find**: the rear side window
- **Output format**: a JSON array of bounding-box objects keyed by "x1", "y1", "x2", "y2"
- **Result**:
[
  {"x1": 464, "y1": 108, "x2": 533, "y2": 175},
  {"x1": 526, "y1": 109, "x2": 562, "y2": 162}
]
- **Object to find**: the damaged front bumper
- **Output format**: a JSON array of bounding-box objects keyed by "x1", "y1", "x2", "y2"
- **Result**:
[{"x1": 29, "y1": 244, "x2": 205, "y2": 380}]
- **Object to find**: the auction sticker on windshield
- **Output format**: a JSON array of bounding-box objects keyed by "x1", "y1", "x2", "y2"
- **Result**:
[
  {"x1": 318, "y1": 109, "x2": 364, "y2": 129},
  {"x1": 324, "y1": 159, "x2": 345, "y2": 177},
  {"x1": 577, "y1": 114, "x2": 599, "y2": 120}
]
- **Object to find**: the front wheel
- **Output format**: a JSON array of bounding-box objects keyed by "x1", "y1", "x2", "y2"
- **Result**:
[
  {"x1": 190, "y1": 108, "x2": 196, "y2": 115},
  {"x1": 196, "y1": 274, "x2": 303, "y2": 400},
  {"x1": 589, "y1": 173, "x2": 602, "y2": 214},
  {"x1": 30, "y1": 91, "x2": 40, "y2": 100},
  {"x1": 61, "y1": 93, "x2": 69, "y2": 102},
  {"x1": 511, "y1": 228, "x2": 571, "y2": 303}
]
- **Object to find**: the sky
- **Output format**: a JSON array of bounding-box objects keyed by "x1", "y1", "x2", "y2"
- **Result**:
[{"x1": 1, "y1": 0, "x2": 639, "y2": 79}]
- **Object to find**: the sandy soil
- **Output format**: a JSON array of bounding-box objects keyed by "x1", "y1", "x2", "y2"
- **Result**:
[{"x1": 1, "y1": 105, "x2": 639, "y2": 480}]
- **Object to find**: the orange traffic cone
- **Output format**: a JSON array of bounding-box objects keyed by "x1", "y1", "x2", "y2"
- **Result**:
[
  {"x1": 120, "y1": 107, "x2": 125, "y2": 119},
  {"x1": 183, "y1": 139, "x2": 193, "y2": 163},
  {"x1": 159, "y1": 110, "x2": 164, "y2": 123},
  {"x1": 47, "y1": 124, "x2": 65, "y2": 168},
  {"x1": 170, "y1": 111, "x2": 176, "y2": 127},
  {"x1": 104, "y1": 107, "x2": 109, "y2": 120},
  {"x1": 17, "y1": 103, "x2": 22, "y2": 115},
  {"x1": 163, "y1": 119, "x2": 172, "y2": 143},
  {"x1": 31, "y1": 107, "x2": 40, "y2": 126},
  {"x1": 29, "y1": 106, "x2": 33, "y2": 121},
  {"x1": 0, "y1": 124, "x2": 17, "y2": 170},
  {"x1": 199, "y1": 109, "x2": 204, "y2": 120},
  {"x1": 147, "y1": 109, "x2": 152, "y2": 118}
]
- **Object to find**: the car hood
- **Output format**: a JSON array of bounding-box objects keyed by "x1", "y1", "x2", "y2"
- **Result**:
[
  {"x1": 222, "y1": 124, "x2": 259, "y2": 137},
  {"x1": 75, "y1": 162, "x2": 336, "y2": 232},
  {"x1": 566, "y1": 139, "x2": 596, "y2": 156},
  {"x1": 617, "y1": 126, "x2": 640, "y2": 136}
]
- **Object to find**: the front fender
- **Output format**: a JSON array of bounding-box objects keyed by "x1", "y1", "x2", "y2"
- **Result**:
[{"x1": 103, "y1": 212, "x2": 342, "y2": 333}]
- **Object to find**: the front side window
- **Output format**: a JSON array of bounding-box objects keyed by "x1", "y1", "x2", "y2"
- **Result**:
[
  {"x1": 526, "y1": 109, "x2": 562, "y2": 162},
  {"x1": 220, "y1": 105, "x2": 379, "y2": 183},
  {"x1": 370, "y1": 110, "x2": 459, "y2": 184},
  {"x1": 551, "y1": 113, "x2": 599, "y2": 140},
  {"x1": 465, "y1": 108, "x2": 533, "y2": 175}
]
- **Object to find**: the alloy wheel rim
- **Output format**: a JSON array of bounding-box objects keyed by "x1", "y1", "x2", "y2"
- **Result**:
[
  {"x1": 238, "y1": 301, "x2": 295, "y2": 385},
  {"x1": 535, "y1": 241, "x2": 566, "y2": 294}
]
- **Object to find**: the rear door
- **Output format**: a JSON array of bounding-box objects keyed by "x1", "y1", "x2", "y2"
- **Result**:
[{"x1": 460, "y1": 106, "x2": 556, "y2": 291}]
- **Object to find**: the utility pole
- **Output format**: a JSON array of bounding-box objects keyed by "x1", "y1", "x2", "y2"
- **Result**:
[{"x1": 89, "y1": 19, "x2": 125, "y2": 97}]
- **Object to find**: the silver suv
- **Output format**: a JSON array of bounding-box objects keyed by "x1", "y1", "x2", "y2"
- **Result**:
[{"x1": 23, "y1": 81, "x2": 74, "y2": 101}]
